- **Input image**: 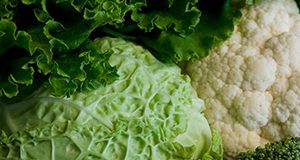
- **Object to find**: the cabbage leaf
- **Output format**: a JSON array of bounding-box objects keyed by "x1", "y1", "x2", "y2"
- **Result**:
[{"x1": 0, "y1": 37, "x2": 222, "y2": 160}]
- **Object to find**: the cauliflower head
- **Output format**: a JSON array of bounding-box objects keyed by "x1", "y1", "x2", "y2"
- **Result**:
[{"x1": 185, "y1": 0, "x2": 300, "y2": 157}]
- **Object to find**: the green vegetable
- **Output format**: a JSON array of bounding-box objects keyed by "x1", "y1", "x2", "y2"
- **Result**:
[
  {"x1": 0, "y1": 37, "x2": 222, "y2": 160},
  {"x1": 133, "y1": 0, "x2": 257, "y2": 62},
  {"x1": 0, "y1": 0, "x2": 255, "y2": 99},
  {"x1": 234, "y1": 137, "x2": 300, "y2": 160},
  {"x1": 0, "y1": 0, "x2": 128, "y2": 98}
]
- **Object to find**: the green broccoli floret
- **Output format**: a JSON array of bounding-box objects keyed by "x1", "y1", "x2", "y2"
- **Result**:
[{"x1": 234, "y1": 137, "x2": 300, "y2": 160}]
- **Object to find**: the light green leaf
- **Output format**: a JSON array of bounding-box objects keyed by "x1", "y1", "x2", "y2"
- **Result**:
[{"x1": 0, "y1": 37, "x2": 222, "y2": 159}]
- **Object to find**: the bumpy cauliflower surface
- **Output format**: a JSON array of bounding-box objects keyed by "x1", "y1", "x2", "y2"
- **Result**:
[{"x1": 185, "y1": 0, "x2": 300, "y2": 157}]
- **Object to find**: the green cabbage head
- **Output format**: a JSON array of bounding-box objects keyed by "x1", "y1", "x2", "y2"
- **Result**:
[{"x1": 0, "y1": 37, "x2": 222, "y2": 160}]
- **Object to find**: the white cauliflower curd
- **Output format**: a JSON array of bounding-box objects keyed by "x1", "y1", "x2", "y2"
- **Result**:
[{"x1": 185, "y1": 0, "x2": 300, "y2": 157}]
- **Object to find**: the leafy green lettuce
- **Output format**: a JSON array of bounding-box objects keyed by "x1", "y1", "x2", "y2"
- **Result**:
[
  {"x1": 0, "y1": 0, "x2": 255, "y2": 99},
  {"x1": 0, "y1": 0, "x2": 131, "y2": 98},
  {"x1": 104, "y1": 0, "x2": 258, "y2": 62},
  {"x1": 0, "y1": 37, "x2": 222, "y2": 159}
]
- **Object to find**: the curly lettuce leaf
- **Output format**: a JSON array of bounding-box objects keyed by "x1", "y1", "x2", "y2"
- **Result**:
[
  {"x1": 0, "y1": 0, "x2": 144, "y2": 99},
  {"x1": 137, "y1": 0, "x2": 256, "y2": 62},
  {"x1": 0, "y1": 0, "x2": 14, "y2": 19},
  {"x1": 131, "y1": 0, "x2": 201, "y2": 36},
  {"x1": 0, "y1": 0, "x2": 256, "y2": 98},
  {"x1": 0, "y1": 19, "x2": 118, "y2": 99}
]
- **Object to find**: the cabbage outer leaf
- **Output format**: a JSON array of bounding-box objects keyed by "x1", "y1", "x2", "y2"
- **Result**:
[{"x1": 0, "y1": 37, "x2": 222, "y2": 160}]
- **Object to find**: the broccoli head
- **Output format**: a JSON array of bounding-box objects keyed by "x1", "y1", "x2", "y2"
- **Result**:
[{"x1": 234, "y1": 137, "x2": 300, "y2": 160}]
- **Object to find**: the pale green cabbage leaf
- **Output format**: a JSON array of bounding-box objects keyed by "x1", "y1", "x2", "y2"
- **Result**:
[{"x1": 0, "y1": 37, "x2": 222, "y2": 160}]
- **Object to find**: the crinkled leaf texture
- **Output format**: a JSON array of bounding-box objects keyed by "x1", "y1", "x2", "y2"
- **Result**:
[
  {"x1": 106, "y1": 0, "x2": 257, "y2": 62},
  {"x1": 130, "y1": 0, "x2": 201, "y2": 35},
  {"x1": 0, "y1": 0, "x2": 142, "y2": 98},
  {"x1": 0, "y1": 37, "x2": 222, "y2": 160},
  {"x1": 0, "y1": 0, "x2": 256, "y2": 98},
  {"x1": 137, "y1": 0, "x2": 256, "y2": 62}
]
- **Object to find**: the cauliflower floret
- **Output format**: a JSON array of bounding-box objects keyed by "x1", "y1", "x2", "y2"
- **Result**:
[
  {"x1": 232, "y1": 91, "x2": 272, "y2": 130},
  {"x1": 185, "y1": 0, "x2": 300, "y2": 158}
]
